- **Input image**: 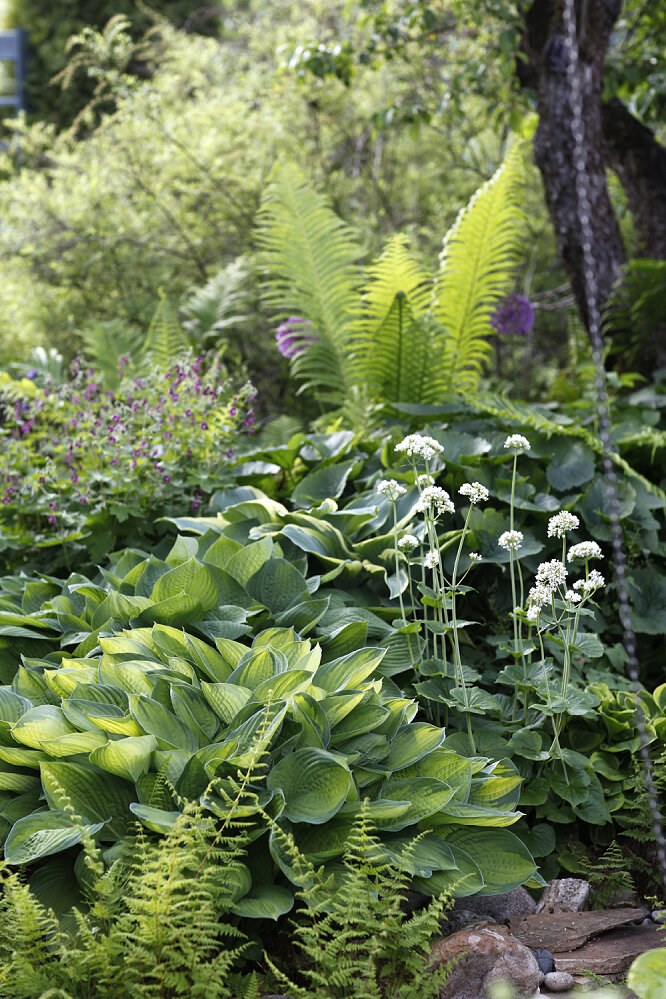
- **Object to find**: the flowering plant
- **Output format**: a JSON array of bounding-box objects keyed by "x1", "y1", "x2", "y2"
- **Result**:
[{"x1": 0, "y1": 352, "x2": 256, "y2": 569}]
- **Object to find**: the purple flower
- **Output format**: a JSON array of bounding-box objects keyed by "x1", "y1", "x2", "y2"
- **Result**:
[
  {"x1": 276, "y1": 317, "x2": 320, "y2": 358},
  {"x1": 490, "y1": 294, "x2": 534, "y2": 337},
  {"x1": 26, "y1": 368, "x2": 38, "y2": 379}
]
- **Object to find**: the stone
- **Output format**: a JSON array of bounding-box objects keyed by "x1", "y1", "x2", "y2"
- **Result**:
[
  {"x1": 543, "y1": 971, "x2": 575, "y2": 992},
  {"x1": 552, "y1": 921, "x2": 663, "y2": 977},
  {"x1": 509, "y1": 907, "x2": 648, "y2": 952},
  {"x1": 453, "y1": 886, "x2": 537, "y2": 924},
  {"x1": 532, "y1": 948, "x2": 555, "y2": 974},
  {"x1": 439, "y1": 910, "x2": 493, "y2": 936},
  {"x1": 651, "y1": 909, "x2": 666, "y2": 923},
  {"x1": 609, "y1": 889, "x2": 643, "y2": 909},
  {"x1": 535, "y1": 879, "x2": 590, "y2": 914},
  {"x1": 429, "y1": 922, "x2": 541, "y2": 999}
]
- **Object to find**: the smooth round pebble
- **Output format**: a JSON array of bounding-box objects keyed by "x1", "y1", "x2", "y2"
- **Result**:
[
  {"x1": 652, "y1": 909, "x2": 666, "y2": 923},
  {"x1": 543, "y1": 971, "x2": 575, "y2": 992},
  {"x1": 532, "y1": 948, "x2": 555, "y2": 974}
]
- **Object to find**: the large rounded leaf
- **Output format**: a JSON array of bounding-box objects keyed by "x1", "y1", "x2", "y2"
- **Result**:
[
  {"x1": 40, "y1": 760, "x2": 136, "y2": 839},
  {"x1": 11, "y1": 705, "x2": 76, "y2": 749},
  {"x1": 443, "y1": 827, "x2": 538, "y2": 895},
  {"x1": 379, "y1": 777, "x2": 456, "y2": 830},
  {"x1": 627, "y1": 949, "x2": 666, "y2": 999},
  {"x1": 386, "y1": 724, "x2": 447, "y2": 771},
  {"x1": 267, "y1": 748, "x2": 351, "y2": 824},
  {"x1": 90, "y1": 735, "x2": 158, "y2": 782},
  {"x1": 232, "y1": 885, "x2": 294, "y2": 921},
  {"x1": 5, "y1": 810, "x2": 107, "y2": 864}
]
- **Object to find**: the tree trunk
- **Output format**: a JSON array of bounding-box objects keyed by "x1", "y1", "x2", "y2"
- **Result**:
[{"x1": 517, "y1": 0, "x2": 626, "y2": 327}]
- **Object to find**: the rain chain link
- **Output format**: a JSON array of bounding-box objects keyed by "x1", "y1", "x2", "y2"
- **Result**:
[{"x1": 561, "y1": 0, "x2": 666, "y2": 892}]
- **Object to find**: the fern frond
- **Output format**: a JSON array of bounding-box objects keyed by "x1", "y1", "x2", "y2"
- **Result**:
[
  {"x1": 181, "y1": 257, "x2": 252, "y2": 345},
  {"x1": 431, "y1": 142, "x2": 526, "y2": 393},
  {"x1": 257, "y1": 163, "x2": 362, "y2": 405},
  {"x1": 141, "y1": 290, "x2": 189, "y2": 369},
  {"x1": 79, "y1": 319, "x2": 142, "y2": 386},
  {"x1": 349, "y1": 235, "x2": 435, "y2": 405}
]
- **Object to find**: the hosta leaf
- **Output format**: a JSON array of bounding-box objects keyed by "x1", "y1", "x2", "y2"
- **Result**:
[
  {"x1": 291, "y1": 691, "x2": 330, "y2": 748},
  {"x1": 138, "y1": 593, "x2": 203, "y2": 627},
  {"x1": 291, "y1": 461, "x2": 356, "y2": 509},
  {"x1": 29, "y1": 854, "x2": 82, "y2": 916},
  {"x1": 4, "y1": 810, "x2": 107, "y2": 865},
  {"x1": 231, "y1": 885, "x2": 294, "y2": 921},
  {"x1": 90, "y1": 735, "x2": 158, "y2": 782},
  {"x1": 0, "y1": 689, "x2": 32, "y2": 724},
  {"x1": 253, "y1": 670, "x2": 314, "y2": 704},
  {"x1": 246, "y1": 558, "x2": 309, "y2": 614},
  {"x1": 40, "y1": 760, "x2": 136, "y2": 839},
  {"x1": 428, "y1": 801, "x2": 522, "y2": 826},
  {"x1": 151, "y1": 559, "x2": 219, "y2": 612},
  {"x1": 228, "y1": 648, "x2": 288, "y2": 689},
  {"x1": 170, "y1": 686, "x2": 219, "y2": 741},
  {"x1": 627, "y1": 949, "x2": 666, "y2": 999},
  {"x1": 443, "y1": 826, "x2": 537, "y2": 894},
  {"x1": 129, "y1": 803, "x2": 182, "y2": 833},
  {"x1": 40, "y1": 730, "x2": 109, "y2": 757},
  {"x1": 413, "y1": 843, "x2": 484, "y2": 897},
  {"x1": 224, "y1": 537, "x2": 273, "y2": 586},
  {"x1": 330, "y1": 703, "x2": 389, "y2": 742},
  {"x1": 266, "y1": 748, "x2": 351, "y2": 823},
  {"x1": 379, "y1": 777, "x2": 456, "y2": 830},
  {"x1": 11, "y1": 705, "x2": 77, "y2": 749},
  {"x1": 200, "y1": 682, "x2": 252, "y2": 724},
  {"x1": 312, "y1": 647, "x2": 386, "y2": 692},
  {"x1": 128, "y1": 694, "x2": 200, "y2": 752},
  {"x1": 385, "y1": 723, "x2": 447, "y2": 771},
  {"x1": 320, "y1": 622, "x2": 369, "y2": 663},
  {"x1": 0, "y1": 772, "x2": 41, "y2": 793},
  {"x1": 377, "y1": 832, "x2": 458, "y2": 877}
]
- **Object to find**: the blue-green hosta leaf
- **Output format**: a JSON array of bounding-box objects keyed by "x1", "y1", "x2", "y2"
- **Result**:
[
  {"x1": 405, "y1": 751, "x2": 473, "y2": 802},
  {"x1": 226, "y1": 702, "x2": 288, "y2": 763},
  {"x1": 312, "y1": 647, "x2": 386, "y2": 693},
  {"x1": 274, "y1": 597, "x2": 330, "y2": 635},
  {"x1": 170, "y1": 686, "x2": 220, "y2": 742},
  {"x1": 40, "y1": 729, "x2": 109, "y2": 757},
  {"x1": 321, "y1": 691, "x2": 368, "y2": 727},
  {"x1": 320, "y1": 622, "x2": 369, "y2": 663},
  {"x1": 266, "y1": 748, "x2": 351, "y2": 823},
  {"x1": 0, "y1": 771, "x2": 41, "y2": 793},
  {"x1": 165, "y1": 536, "x2": 199, "y2": 567},
  {"x1": 40, "y1": 760, "x2": 136, "y2": 839},
  {"x1": 251, "y1": 670, "x2": 314, "y2": 705},
  {"x1": 89, "y1": 735, "x2": 158, "y2": 782},
  {"x1": 128, "y1": 694, "x2": 200, "y2": 752},
  {"x1": 91, "y1": 593, "x2": 153, "y2": 630},
  {"x1": 291, "y1": 460, "x2": 356, "y2": 509},
  {"x1": 12, "y1": 667, "x2": 59, "y2": 706},
  {"x1": 28, "y1": 854, "x2": 82, "y2": 916},
  {"x1": 330, "y1": 703, "x2": 389, "y2": 742},
  {"x1": 246, "y1": 558, "x2": 309, "y2": 614},
  {"x1": 377, "y1": 832, "x2": 458, "y2": 877},
  {"x1": 138, "y1": 593, "x2": 203, "y2": 627},
  {"x1": 0, "y1": 689, "x2": 33, "y2": 724},
  {"x1": 200, "y1": 681, "x2": 252, "y2": 724},
  {"x1": 11, "y1": 705, "x2": 77, "y2": 749},
  {"x1": 279, "y1": 523, "x2": 345, "y2": 559},
  {"x1": 129, "y1": 803, "x2": 183, "y2": 834},
  {"x1": 0, "y1": 744, "x2": 47, "y2": 767},
  {"x1": 442, "y1": 827, "x2": 537, "y2": 895},
  {"x1": 469, "y1": 775, "x2": 522, "y2": 810},
  {"x1": 291, "y1": 691, "x2": 330, "y2": 749},
  {"x1": 151, "y1": 559, "x2": 219, "y2": 612},
  {"x1": 413, "y1": 843, "x2": 484, "y2": 897},
  {"x1": 428, "y1": 801, "x2": 522, "y2": 826},
  {"x1": 223, "y1": 537, "x2": 273, "y2": 586},
  {"x1": 379, "y1": 777, "x2": 456, "y2": 830},
  {"x1": 385, "y1": 723, "x2": 447, "y2": 771},
  {"x1": 4, "y1": 810, "x2": 107, "y2": 865},
  {"x1": 201, "y1": 533, "x2": 243, "y2": 569},
  {"x1": 232, "y1": 885, "x2": 294, "y2": 921},
  {"x1": 227, "y1": 647, "x2": 288, "y2": 689}
]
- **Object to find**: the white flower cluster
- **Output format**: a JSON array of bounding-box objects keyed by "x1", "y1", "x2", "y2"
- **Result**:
[
  {"x1": 424, "y1": 550, "x2": 440, "y2": 568},
  {"x1": 498, "y1": 530, "x2": 524, "y2": 552},
  {"x1": 398, "y1": 534, "x2": 419, "y2": 551},
  {"x1": 564, "y1": 590, "x2": 582, "y2": 603},
  {"x1": 395, "y1": 434, "x2": 444, "y2": 461},
  {"x1": 416, "y1": 486, "x2": 455, "y2": 516},
  {"x1": 573, "y1": 570, "x2": 605, "y2": 594},
  {"x1": 567, "y1": 541, "x2": 603, "y2": 562},
  {"x1": 376, "y1": 479, "x2": 407, "y2": 500},
  {"x1": 459, "y1": 481, "x2": 489, "y2": 504},
  {"x1": 535, "y1": 559, "x2": 568, "y2": 588},
  {"x1": 417, "y1": 473, "x2": 435, "y2": 488},
  {"x1": 469, "y1": 552, "x2": 483, "y2": 563},
  {"x1": 504, "y1": 434, "x2": 531, "y2": 451},
  {"x1": 547, "y1": 511, "x2": 580, "y2": 538},
  {"x1": 526, "y1": 583, "x2": 553, "y2": 621}
]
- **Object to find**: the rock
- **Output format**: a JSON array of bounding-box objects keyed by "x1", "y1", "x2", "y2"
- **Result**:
[
  {"x1": 430, "y1": 922, "x2": 541, "y2": 999},
  {"x1": 651, "y1": 908, "x2": 666, "y2": 923},
  {"x1": 454, "y1": 887, "x2": 536, "y2": 924},
  {"x1": 535, "y1": 879, "x2": 590, "y2": 914},
  {"x1": 509, "y1": 907, "x2": 648, "y2": 952},
  {"x1": 552, "y1": 921, "x2": 663, "y2": 977},
  {"x1": 543, "y1": 971, "x2": 575, "y2": 992},
  {"x1": 439, "y1": 910, "x2": 493, "y2": 936},
  {"x1": 532, "y1": 948, "x2": 555, "y2": 974},
  {"x1": 609, "y1": 889, "x2": 643, "y2": 909}
]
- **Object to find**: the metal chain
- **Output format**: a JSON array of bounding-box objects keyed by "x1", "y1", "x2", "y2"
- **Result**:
[{"x1": 561, "y1": 0, "x2": 666, "y2": 894}]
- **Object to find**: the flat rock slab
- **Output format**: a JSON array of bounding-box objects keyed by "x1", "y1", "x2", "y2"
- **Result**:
[
  {"x1": 552, "y1": 922, "x2": 663, "y2": 977},
  {"x1": 509, "y1": 907, "x2": 647, "y2": 952}
]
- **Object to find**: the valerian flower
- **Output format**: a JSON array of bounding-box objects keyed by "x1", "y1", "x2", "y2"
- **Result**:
[
  {"x1": 395, "y1": 434, "x2": 444, "y2": 461},
  {"x1": 469, "y1": 552, "x2": 482, "y2": 563},
  {"x1": 417, "y1": 473, "x2": 435, "y2": 488},
  {"x1": 498, "y1": 530, "x2": 524, "y2": 551},
  {"x1": 547, "y1": 511, "x2": 580, "y2": 538},
  {"x1": 424, "y1": 550, "x2": 440, "y2": 568},
  {"x1": 398, "y1": 534, "x2": 419, "y2": 551},
  {"x1": 564, "y1": 590, "x2": 582, "y2": 603},
  {"x1": 458, "y1": 481, "x2": 489, "y2": 504},
  {"x1": 535, "y1": 559, "x2": 568, "y2": 588},
  {"x1": 504, "y1": 434, "x2": 531, "y2": 451},
  {"x1": 573, "y1": 570, "x2": 605, "y2": 594},
  {"x1": 416, "y1": 485, "x2": 455, "y2": 516},
  {"x1": 526, "y1": 583, "x2": 553, "y2": 621},
  {"x1": 567, "y1": 541, "x2": 603, "y2": 562},
  {"x1": 376, "y1": 479, "x2": 407, "y2": 501}
]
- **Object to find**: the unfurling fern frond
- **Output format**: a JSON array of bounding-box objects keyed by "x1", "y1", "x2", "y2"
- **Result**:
[
  {"x1": 349, "y1": 235, "x2": 435, "y2": 405},
  {"x1": 141, "y1": 289, "x2": 189, "y2": 369},
  {"x1": 257, "y1": 163, "x2": 362, "y2": 405},
  {"x1": 432, "y1": 141, "x2": 526, "y2": 393}
]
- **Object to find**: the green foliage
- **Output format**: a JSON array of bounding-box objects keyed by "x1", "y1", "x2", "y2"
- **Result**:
[
  {"x1": 3, "y1": 2, "x2": 219, "y2": 127},
  {"x1": 259, "y1": 145, "x2": 526, "y2": 410},
  {"x1": 628, "y1": 948, "x2": 666, "y2": 999},
  {"x1": 582, "y1": 840, "x2": 636, "y2": 909},
  {"x1": 265, "y1": 806, "x2": 455, "y2": 999}
]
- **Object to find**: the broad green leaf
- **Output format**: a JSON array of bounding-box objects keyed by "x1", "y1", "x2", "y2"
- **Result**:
[
  {"x1": 291, "y1": 461, "x2": 356, "y2": 508},
  {"x1": 151, "y1": 559, "x2": 219, "y2": 612},
  {"x1": 128, "y1": 694, "x2": 200, "y2": 752},
  {"x1": 29, "y1": 854, "x2": 82, "y2": 916},
  {"x1": 429, "y1": 801, "x2": 522, "y2": 826},
  {"x1": 41, "y1": 760, "x2": 136, "y2": 839},
  {"x1": 5, "y1": 810, "x2": 107, "y2": 865},
  {"x1": 246, "y1": 558, "x2": 309, "y2": 614},
  {"x1": 320, "y1": 622, "x2": 369, "y2": 663},
  {"x1": 274, "y1": 597, "x2": 330, "y2": 635},
  {"x1": 330, "y1": 703, "x2": 389, "y2": 742},
  {"x1": 129, "y1": 803, "x2": 182, "y2": 833},
  {"x1": 291, "y1": 692, "x2": 330, "y2": 748},
  {"x1": 312, "y1": 647, "x2": 386, "y2": 692},
  {"x1": 546, "y1": 439, "x2": 595, "y2": 491},
  {"x1": 413, "y1": 843, "x2": 484, "y2": 897},
  {"x1": 227, "y1": 648, "x2": 288, "y2": 689},
  {"x1": 139, "y1": 593, "x2": 203, "y2": 627},
  {"x1": 266, "y1": 748, "x2": 351, "y2": 823},
  {"x1": 11, "y1": 705, "x2": 77, "y2": 749},
  {"x1": 200, "y1": 682, "x2": 252, "y2": 724},
  {"x1": 0, "y1": 772, "x2": 41, "y2": 793},
  {"x1": 201, "y1": 534, "x2": 243, "y2": 569},
  {"x1": 170, "y1": 686, "x2": 219, "y2": 741},
  {"x1": 253, "y1": 670, "x2": 314, "y2": 704},
  {"x1": 377, "y1": 832, "x2": 458, "y2": 877},
  {"x1": 232, "y1": 885, "x2": 294, "y2": 921},
  {"x1": 224, "y1": 537, "x2": 274, "y2": 586},
  {"x1": 90, "y1": 735, "x2": 158, "y2": 782},
  {"x1": 0, "y1": 689, "x2": 32, "y2": 724},
  {"x1": 443, "y1": 827, "x2": 537, "y2": 894},
  {"x1": 385, "y1": 723, "x2": 447, "y2": 771},
  {"x1": 627, "y1": 949, "x2": 666, "y2": 999},
  {"x1": 41, "y1": 730, "x2": 109, "y2": 757},
  {"x1": 380, "y1": 777, "x2": 456, "y2": 830}
]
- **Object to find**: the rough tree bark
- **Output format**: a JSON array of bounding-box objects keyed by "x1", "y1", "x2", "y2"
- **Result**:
[{"x1": 516, "y1": 0, "x2": 666, "y2": 366}]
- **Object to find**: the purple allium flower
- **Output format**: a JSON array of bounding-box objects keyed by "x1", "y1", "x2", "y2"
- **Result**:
[
  {"x1": 276, "y1": 317, "x2": 320, "y2": 358},
  {"x1": 26, "y1": 368, "x2": 38, "y2": 379},
  {"x1": 490, "y1": 294, "x2": 535, "y2": 337}
]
